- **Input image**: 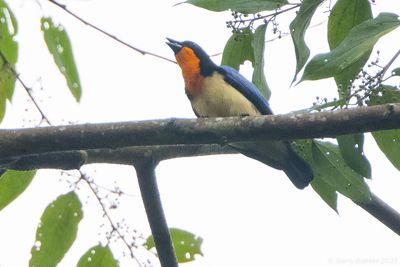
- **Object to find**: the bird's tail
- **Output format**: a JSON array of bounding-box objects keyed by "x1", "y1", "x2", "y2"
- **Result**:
[
  {"x1": 230, "y1": 141, "x2": 313, "y2": 189},
  {"x1": 282, "y1": 147, "x2": 314, "y2": 189}
]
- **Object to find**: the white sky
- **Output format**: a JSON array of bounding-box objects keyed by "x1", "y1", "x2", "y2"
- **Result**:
[{"x1": 0, "y1": 0, "x2": 400, "y2": 266}]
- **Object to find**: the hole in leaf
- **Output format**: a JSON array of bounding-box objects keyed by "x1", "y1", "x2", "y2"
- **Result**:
[
  {"x1": 34, "y1": 240, "x2": 41, "y2": 251},
  {"x1": 56, "y1": 44, "x2": 64, "y2": 54},
  {"x1": 43, "y1": 21, "x2": 50, "y2": 30}
]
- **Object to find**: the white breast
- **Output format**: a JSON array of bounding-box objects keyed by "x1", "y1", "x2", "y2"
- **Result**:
[{"x1": 190, "y1": 73, "x2": 260, "y2": 117}]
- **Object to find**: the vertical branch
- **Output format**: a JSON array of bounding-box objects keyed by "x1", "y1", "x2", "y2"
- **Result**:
[
  {"x1": 355, "y1": 193, "x2": 400, "y2": 235},
  {"x1": 135, "y1": 159, "x2": 178, "y2": 267}
]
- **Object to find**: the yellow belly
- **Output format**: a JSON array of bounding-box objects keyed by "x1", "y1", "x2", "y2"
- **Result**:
[{"x1": 190, "y1": 73, "x2": 259, "y2": 117}]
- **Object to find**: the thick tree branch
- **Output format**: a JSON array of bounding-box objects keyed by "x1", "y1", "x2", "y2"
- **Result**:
[
  {"x1": 0, "y1": 104, "x2": 399, "y2": 160},
  {"x1": 355, "y1": 193, "x2": 400, "y2": 235},
  {"x1": 135, "y1": 159, "x2": 178, "y2": 267},
  {"x1": 1, "y1": 104, "x2": 400, "y2": 239},
  {"x1": 0, "y1": 145, "x2": 234, "y2": 171}
]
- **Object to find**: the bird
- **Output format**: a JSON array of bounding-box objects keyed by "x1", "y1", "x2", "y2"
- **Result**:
[{"x1": 166, "y1": 38, "x2": 313, "y2": 189}]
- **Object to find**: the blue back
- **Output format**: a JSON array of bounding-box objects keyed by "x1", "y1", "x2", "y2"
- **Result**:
[{"x1": 217, "y1": 65, "x2": 272, "y2": 115}]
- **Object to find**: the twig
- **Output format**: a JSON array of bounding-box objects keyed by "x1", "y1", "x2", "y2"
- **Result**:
[
  {"x1": 380, "y1": 47, "x2": 400, "y2": 78},
  {"x1": 135, "y1": 158, "x2": 178, "y2": 267},
  {"x1": 0, "y1": 49, "x2": 51, "y2": 125},
  {"x1": 47, "y1": 0, "x2": 176, "y2": 64},
  {"x1": 230, "y1": 4, "x2": 300, "y2": 24},
  {"x1": 208, "y1": 20, "x2": 327, "y2": 58},
  {"x1": 79, "y1": 171, "x2": 144, "y2": 267}
]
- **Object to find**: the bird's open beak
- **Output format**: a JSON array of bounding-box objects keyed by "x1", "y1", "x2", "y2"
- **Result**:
[{"x1": 166, "y1": 38, "x2": 183, "y2": 54}]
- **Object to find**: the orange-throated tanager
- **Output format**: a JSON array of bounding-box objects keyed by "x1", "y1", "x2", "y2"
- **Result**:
[{"x1": 166, "y1": 38, "x2": 313, "y2": 189}]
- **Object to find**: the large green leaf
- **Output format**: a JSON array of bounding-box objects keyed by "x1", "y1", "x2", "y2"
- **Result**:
[
  {"x1": 185, "y1": 0, "x2": 288, "y2": 13},
  {"x1": 312, "y1": 141, "x2": 371, "y2": 203},
  {"x1": 301, "y1": 13, "x2": 400, "y2": 81},
  {"x1": 368, "y1": 86, "x2": 400, "y2": 171},
  {"x1": 0, "y1": 0, "x2": 18, "y2": 122},
  {"x1": 221, "y1": 29, "x2": 254, "y2": 70},
  {"x1": 332, "y1": 3, "x2": 372, "y2": 175},
  {"x1": 289, "y1": 0, "x2": 321, "y2": 82},
  {"x1": 295, "y1": 139, "x2": 373, "y2": 208},
  {"x1": 77, "y1": 245, "x2": 118, "y2": 267},
  {"x1": 328, "y1": 0, "x2": 372, "y2": 49},
  {"x1": 328, "y1": 0, "x2": 372, "y2": 98},
  {"x1": 30, "y1": 192, "x2": 83, "y2": 267},
  {"x1": 251, "y1": 24, "x2": 270, "y2": 99},
  {"x1": 41, "y1": 17, "x2": 82, "y2": 101},
  {"x1": 292, "y1": 139, "x2": 337, "y2": 211},
  {"x1": 0, "y1": 170, "x2": 35, "y2": 211},
  {"x1": 145, "y1": 228, "x2": 203, "y2": 263},
  {"x1": 337, "y1": 134, "x2": 371, "y2": 178}
]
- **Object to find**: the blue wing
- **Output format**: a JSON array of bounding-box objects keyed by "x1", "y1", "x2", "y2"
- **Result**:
[{"x1": 217, "y1": 65, "x2": 272, "y2": 115}]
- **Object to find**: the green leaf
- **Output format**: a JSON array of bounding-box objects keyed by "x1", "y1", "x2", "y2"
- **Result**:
[
  {"x1": 371, "y1": 130, "x2": 400, "y2": 171},
  {"x1": 77, "y1": 245, "x2": 118, "y2": 267},
  {"x1": 185, "y1": 0, "x2": 288, "y2": 13},
  {"x1": 41, "y1": 17, "x2": 82, "y2": 101},
  {"x1": 222, "y1": 27, "x2": 270, "y2": 99},
  {"x1": 251, "y1": 24, "x2": 270, "y2": 99},
  {"x1": 221, "y1": 29, "x2": 254, "y2": 70},
  {"x1": 328, "y1": 0, "x2": 372, "y2": 49},
  {"x1": 392, "y1": 67, "x2": 400, "y2": 76},
  {"x1": 337, "y1": 134, "x2": 372, "y2": 178},
  {"x1": 0, "y1": 88, "x2": 6, "y2": 123},
  {"x1": 301, "y1": 13, "x2": 400, "y2": 81},
  {"x1": 145, "y1": 228, "x2": 203, "y2": 263},
  {"x1": 369, "y1": 86, "x2": 400, "y2": 171},
  {"x1": 311, "y1": 173, "x2": 338, "y2": 212},
  {"x1": 312, "y1": 141, "x2": 371, "y2": 203},
  {"x1": 368, "y1": 85, "x2": 400, "y2": 104},
  {"x1": 292, "y1": 139, "x2": 337, "y2": 211},
  {"x1": 289, "y1": 0, "x2": 321, "y2": 82},
  {"x1": 0, "y1": 0, "x2": 18, "y2": 122},
  {"x1": 30, "y1": 192, "x2": 83, "y2": 267},
  {"x1": 328, "y1": 0, "x2": 372, "y2": 98},
  {"x1": 0, "y1": 170, "x2": 35, "y2": 211}
]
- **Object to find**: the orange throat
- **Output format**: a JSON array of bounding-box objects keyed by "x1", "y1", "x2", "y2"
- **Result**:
[{"x1": 175, "y1": 47, "x2": 203, "y2": 98}]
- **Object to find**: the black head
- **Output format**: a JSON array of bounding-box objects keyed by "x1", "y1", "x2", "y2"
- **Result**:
[{"x1": 166, "y1": 38, "x2": 217, "y2": 76}]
